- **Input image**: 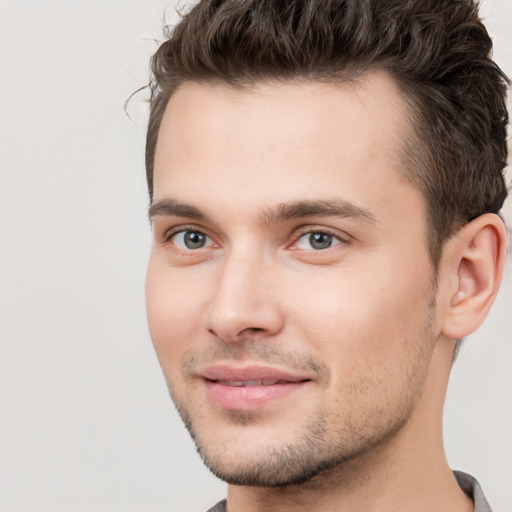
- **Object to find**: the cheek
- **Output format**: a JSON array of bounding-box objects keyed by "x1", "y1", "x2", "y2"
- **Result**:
[
  {"x1": 287, "y1": 267, "x2": 435, "y2": 419},
  {"x1": 145, "y1": 259, "x2": 208, "y2": 372},
  {"x1": 287, "y1": 259, "x2": 434, "y2": 362}
]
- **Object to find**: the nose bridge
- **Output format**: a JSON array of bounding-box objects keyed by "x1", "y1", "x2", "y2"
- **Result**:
[{"x1": 204, "y1": 246, "x2": 283, "y2": 342}]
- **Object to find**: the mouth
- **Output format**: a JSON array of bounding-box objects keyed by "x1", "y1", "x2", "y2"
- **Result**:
[
  {"x1": 198, "y1": 365, "x2": 313, "y2": 411},
  {"x1": 214, "y1": 379, "x2": 302, "y2": 387}
]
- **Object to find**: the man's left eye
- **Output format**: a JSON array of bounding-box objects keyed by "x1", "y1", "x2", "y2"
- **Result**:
[{"x1": 295, "y1": 231, "x2": 342, "y2": 250}]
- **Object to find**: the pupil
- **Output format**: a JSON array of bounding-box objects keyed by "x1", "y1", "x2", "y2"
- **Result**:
[
  {"x1": 310, "y1": 232, "x2": 332, "y2": 250},
  {"x1": 184, "y1": 231, "x2": 206, "y2": 249}
]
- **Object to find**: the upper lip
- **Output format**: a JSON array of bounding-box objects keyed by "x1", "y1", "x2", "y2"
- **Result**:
[{"x1": 198, "y1": 364, "x2": 313, "y2": 383}]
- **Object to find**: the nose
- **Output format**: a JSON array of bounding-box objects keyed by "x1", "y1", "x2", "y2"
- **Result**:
[{"x1": 203, "y1": 252, "x2": 285, "y2": 343}]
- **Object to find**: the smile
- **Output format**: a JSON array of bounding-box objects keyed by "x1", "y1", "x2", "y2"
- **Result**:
[
  {"x1": 198, "y1": 365, "x2": 313, "y2": 411},
  {"x1": 216, "y1": 379, "x2": 294, "y2": 387}
]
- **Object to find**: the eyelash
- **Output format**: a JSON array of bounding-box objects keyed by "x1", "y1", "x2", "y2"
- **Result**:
[
  {"x1": 163, "y1": 225, "x2": 214, "y2": 246},
  {"x1": 162, "y1": 225, "x2": 348, "y2": 254},
  {"x1": 290, "y1": 227, "x2": 347, "y2": 251}
]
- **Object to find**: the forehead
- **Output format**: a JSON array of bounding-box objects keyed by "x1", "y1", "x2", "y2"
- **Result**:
[{"x1": 152, "y1": 72, "x2": 420, "y2": 221}]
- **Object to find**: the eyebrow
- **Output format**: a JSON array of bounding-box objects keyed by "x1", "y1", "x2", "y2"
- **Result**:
[
  {"x1": 149, "y1": 198, "x2": 207, "y2": 220},
  {"x1": 260, "y1": 198, "x2": 378, "y2": 226},
  {"x1": 148, "y1": 197, "x2": 377, "y2": 225}
]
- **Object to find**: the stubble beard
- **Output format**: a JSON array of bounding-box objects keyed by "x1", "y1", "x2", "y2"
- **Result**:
[
  {"x1": 172, "y1": 395, "x2": 418, "y2": 488},
  {"x1": 167, "y1": 293, "x2": 438, "y2": 488}
]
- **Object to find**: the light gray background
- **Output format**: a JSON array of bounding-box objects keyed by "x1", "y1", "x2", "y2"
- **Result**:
[{"x1": 0, "y1": 1, "x2": 511, "y2": 511}]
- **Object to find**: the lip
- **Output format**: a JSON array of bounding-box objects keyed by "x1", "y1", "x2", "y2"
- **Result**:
[{"x1": 198, "y1": 364, "x2": 313, "y2": 411}]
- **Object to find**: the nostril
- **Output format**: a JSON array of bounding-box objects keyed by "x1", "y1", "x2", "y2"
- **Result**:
[{"x1": 238, "y1": 327, "x2": 266, "y2": 337}]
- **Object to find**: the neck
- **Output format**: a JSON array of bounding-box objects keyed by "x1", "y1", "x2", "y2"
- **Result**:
[{"x1": 226, "y1": 340, "x2": 473, "y2": 512}]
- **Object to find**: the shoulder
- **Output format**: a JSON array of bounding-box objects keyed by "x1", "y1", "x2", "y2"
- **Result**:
[
  {"x1": 206, "y1": 499, "x2": 227, "y2": 512},
  {"x1": 454, "y1": 471, "x2": 493, "y2": 512}
]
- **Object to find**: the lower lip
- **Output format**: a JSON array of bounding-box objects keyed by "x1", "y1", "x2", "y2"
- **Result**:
[{"x1": 204, "y1": 380, "x2": 308, "y2": 411}]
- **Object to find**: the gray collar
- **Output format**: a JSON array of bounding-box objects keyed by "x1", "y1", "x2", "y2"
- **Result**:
[
  {"x1": 454, "y1": 470, "x2": 492, "y2": 512},
  {"x1": 207, "y1": 471, "x2": 492, "y2": 512}
]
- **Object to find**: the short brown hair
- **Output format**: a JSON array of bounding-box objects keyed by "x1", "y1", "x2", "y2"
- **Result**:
[{"x1": 146, "y1": 0, "x2": 509, "y2": 265}]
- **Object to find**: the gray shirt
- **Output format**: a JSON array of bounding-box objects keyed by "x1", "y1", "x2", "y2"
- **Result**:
[
  {"x1": 454, "y1": 470, "x2": 492, "y2": 512},
  {"x1": 206, "y1": 471, "x2": 492, "y2": 512}
]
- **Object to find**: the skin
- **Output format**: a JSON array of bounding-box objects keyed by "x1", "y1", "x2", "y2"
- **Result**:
[{"x1": 146, "y1": 73, "x2": 506, "y2": 512}]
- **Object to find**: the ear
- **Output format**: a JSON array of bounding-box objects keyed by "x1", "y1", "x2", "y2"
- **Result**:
[{"x1": 440, "y1": 213, "x2": 507, "y2": 339}]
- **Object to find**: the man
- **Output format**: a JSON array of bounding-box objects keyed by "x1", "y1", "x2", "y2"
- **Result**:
[{"x1": 144, "y1": 1, "x2": 509, "y2": 511}]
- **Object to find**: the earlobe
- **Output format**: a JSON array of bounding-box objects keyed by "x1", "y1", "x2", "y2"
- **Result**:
[{"x1": 441, "y1": 213, "x2": 507, "y2": 340}]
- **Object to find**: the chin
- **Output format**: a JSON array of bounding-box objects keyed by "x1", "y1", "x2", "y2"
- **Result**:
[
  {"x1": 199, "y1": 444, "x2": 347, "y2": 487},
  {"x1": 184, "y1": 407, "x2": 409, "y2": 488}
]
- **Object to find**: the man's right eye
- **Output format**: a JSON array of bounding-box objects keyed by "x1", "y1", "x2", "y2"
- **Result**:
[{"x1": 170, "y1": 230, "x2": 213, "y2": 250}]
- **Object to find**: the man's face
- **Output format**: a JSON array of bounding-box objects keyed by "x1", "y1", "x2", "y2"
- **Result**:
[{"x1": 146, "y1": 73, "x2": 440, "y2": 486}]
